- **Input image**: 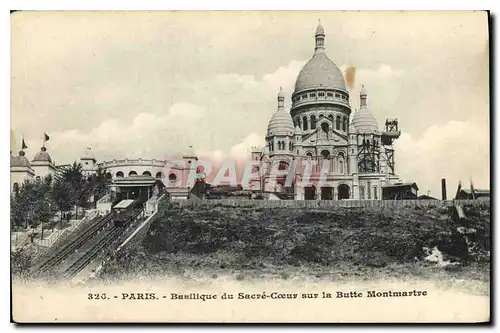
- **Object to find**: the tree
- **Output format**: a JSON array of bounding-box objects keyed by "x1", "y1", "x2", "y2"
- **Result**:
[
  {"x1": 51, "y1": 179, "x2": 73, "y2": 229},
  {"x1": 34, "y1": 196, "x2": 52, "y2": 240},
  {"x1": 85, "y1": 168, "x2": 110, "y2": 207},
  {"x1": 30, "y1": 177, "x2": 54, "y2": 239},
  {"x1": 13, "y1": 181, "x2": 37, "y2": 229},
  {"x1": 57, "y1": 162, "x2": 87, "y2": 218}
]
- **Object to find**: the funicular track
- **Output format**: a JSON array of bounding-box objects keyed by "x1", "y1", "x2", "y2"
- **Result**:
[
  {"x1": 34, "y1": 204, "x2": 144, "y2": 279},
  {"x1": 62, "y1": 207, "x2": 143, "y2": 278},
  {"x1": 35, "y1": 213, "x2": 114, "y2": 274}
]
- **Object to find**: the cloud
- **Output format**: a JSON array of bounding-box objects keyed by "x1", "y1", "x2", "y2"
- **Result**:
[
  {"x1": 263, "y1": 60, "x2": 307, "y2": 92},
  {"x1": 230, "y1": 133, "x2": 265, "y2": 159},
  {"x1": 394, "y1": 120, "x2": 490, "y2": 198},
  {"x1": 340, "y1": 64, "x2": 403, "y2": 91},
  {"x1": 10, "y1": 12, "x2": 489, "y2": 193}
]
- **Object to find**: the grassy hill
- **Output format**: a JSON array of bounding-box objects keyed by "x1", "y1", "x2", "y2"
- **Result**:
[{"x1": 100, "y1": 202, "x2": 490, "y2": 286}]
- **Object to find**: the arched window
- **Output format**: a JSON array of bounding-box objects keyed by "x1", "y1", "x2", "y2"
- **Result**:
[
  {"x1": 302, "y1": 116, "x2": 308, "y2": 131},
  {"x1": 116, "y1": 171, "x2": 124, "y2": 178},
  {"x1": 128, "y1": 171, "x2": 137, "y2": 176},
  {"x1": 321, "y1": 150, "x2": 330, "y2": 159},
  {"x1": 306, "y1": 152, "x2": 313, "y2": 160},
  {"x1": 289, "y1": 141, "x2": 293, "y2": 151},
  {"x1": 278, "y1": 161, "x2": 289, "y2": 170},
  {"x1": 142, "y1": 171, "x2": 151, "y2": 176},
  {"x1": 13, "y1": 182, "x2": 19, "y2": 193},
  {"x1": 336, "y1": 116, "x2": 341, "y2": 130},
  {"x1": 35, "y1": 176, "x2": 41, "y2": 182},
  {"x1": 169, "y1": 173, "x2": 177, "y2": 181},
  {"x1": 338, "y1": 153, "x2": 345, "y2": 174},
  {"x1": 328, "y1": 114, "x2": 334, "y2": 123},
  {"x1": 342, "y1": 117, "x2": 347, "y2": 131},
  {"x1": 105, "y1": 172, "x2": 112, "y2": 180},
  {"x1": 310, "y1": 115, "x2": 317, "y2": 130},
  {"x1": 374, "y1": 186, "x2": 378, "y2": 200},
  {"x1": 156, "y1": 172, "x2": 163, "y2": 179},
  {"x1": 321, "y1": 122, "x2": 329, "y2": 135},
  {"x1": 360, "y1": 186, "x2": 365, "y2": 199}
]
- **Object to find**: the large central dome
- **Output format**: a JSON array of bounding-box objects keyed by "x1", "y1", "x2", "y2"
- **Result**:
[{"x1": 294, "y1": 22, "x2": 346, "y2": 93}]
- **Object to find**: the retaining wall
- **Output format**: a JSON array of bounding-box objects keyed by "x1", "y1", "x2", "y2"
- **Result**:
[{"x1": 177, "y1": 199, "x2": 490, "y2": 209}]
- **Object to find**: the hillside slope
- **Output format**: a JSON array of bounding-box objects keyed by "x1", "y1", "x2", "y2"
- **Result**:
[{"x1": 101, "y1": 202, "x2": 490, "y2": 283}]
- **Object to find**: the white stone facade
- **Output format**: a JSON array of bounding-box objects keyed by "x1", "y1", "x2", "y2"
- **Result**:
[{"x1": 251, "y1": 22, "x2": 401, "y2": 200}]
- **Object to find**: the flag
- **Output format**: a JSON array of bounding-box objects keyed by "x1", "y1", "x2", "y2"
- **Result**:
[
  {"x1": 470, "y1": 178, "x2": 475, "y2": 200},
  {"x1": 22, "y1": 138, "x2": 27, "y2": 150},
  {"x1": 44, "y1": 133, "x2": 50, "y2": 142}
]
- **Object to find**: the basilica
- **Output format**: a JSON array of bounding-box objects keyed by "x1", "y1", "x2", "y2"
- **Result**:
[
  {"x1": 250, "y1": 22, "x2": 402, "y2": 200},
  {"x1": 11, "y1": 21, "x2": 403, "y2": 201}
]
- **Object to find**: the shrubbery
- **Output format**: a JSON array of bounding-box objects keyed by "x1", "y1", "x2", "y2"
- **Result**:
[{"x1": 100, "y1": 203, "x2": 490, "y2": 279}]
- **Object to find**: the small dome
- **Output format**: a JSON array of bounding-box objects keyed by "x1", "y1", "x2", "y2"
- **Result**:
[
  {"x1": 315, "y1": 21, "x2": 325, "y2": 36},
  {"x1": 82, "y1": 147, "x2": 95, "y2": 160},
  {"x1": 267, "y1": 88, "x2": 294, "y2": 136},
  {"x1": 12, "y1": 150, "x2": 31, "y2": 167},
  {"x1": 352, "y1": 107, "x2": 378, "y2": 133},
  {"x1": 267, "y1": 109, "x2": 295, "y2": 136},
  {"x1": 33, "y1": 146, "x2": 52, "y2": 163},
  {"x1": 351, "y1": 86, "x2": 378, "y2": 133},
  {"x1": 182, "y1": 145, "x2": 196, "y2": 158}
]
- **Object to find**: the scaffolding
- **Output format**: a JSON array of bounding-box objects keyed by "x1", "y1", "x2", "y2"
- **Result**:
[
  {"x1": 381, "y1": 118, "x2": 401, "y2": 174},
  {"x1": 357, "y1": 133, "x2": 380, "y2": 173}
]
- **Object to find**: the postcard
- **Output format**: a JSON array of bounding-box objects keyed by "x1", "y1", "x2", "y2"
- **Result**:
[{"x1": 10, "y1": 10, "x2": 490, "y2": 323}]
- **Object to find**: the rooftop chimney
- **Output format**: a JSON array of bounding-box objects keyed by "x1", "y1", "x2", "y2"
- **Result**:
[{"x1": 441, "y1": 178, "x2": 447, "y2": 200}]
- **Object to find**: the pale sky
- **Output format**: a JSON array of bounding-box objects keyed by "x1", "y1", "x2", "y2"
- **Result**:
[{"x1": 11, "y1": 11, "x2": 490, "y2": 197}]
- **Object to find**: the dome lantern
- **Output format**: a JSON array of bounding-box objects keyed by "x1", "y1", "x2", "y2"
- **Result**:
[
  {"x1": 277, "y1": 86, "x2": 285, "y2": 109},
  {"x1": 267, "y1": 87, "x2": 295, "y2": 137},
  {"x1": 315, "y1": 19, "x2": 325, "y2": 54},
  {"x1": 360, "y1": 84, "x2": 368, "y2": 106},
  {"x1": 293, "y1": 22, "x2": 347, "y2": 94}
]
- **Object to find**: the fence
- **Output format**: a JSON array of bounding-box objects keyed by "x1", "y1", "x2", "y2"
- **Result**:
[
  {"x1": 177, "y1": 199, "x2": 490, "y2": 209},
  {"x1": 35, "y1": 210, "x2": 98, "y2": 248}
]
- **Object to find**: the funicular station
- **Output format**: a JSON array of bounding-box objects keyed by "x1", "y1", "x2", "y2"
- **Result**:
[{"x1": 110, "y1": 175, "x2": 164, "y2": 222}]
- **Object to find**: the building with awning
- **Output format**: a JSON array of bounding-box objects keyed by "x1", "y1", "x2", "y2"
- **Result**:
[
  {"x1": 455, "y1": 189, "x2": 490, "y2": 200},
  {"x1": 382, "y1": 182, "x2": 419, "y2": 200}
]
